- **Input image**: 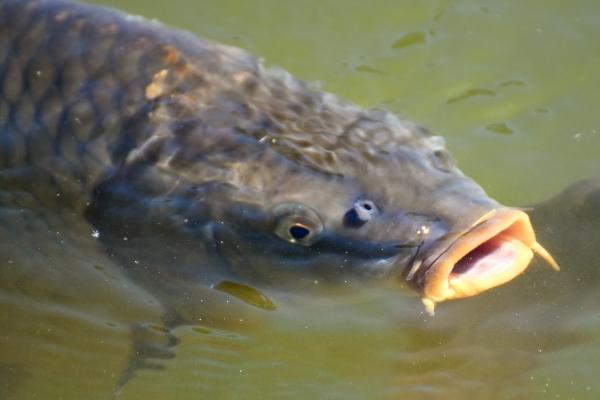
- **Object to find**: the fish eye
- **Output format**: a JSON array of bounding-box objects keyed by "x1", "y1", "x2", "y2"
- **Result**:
[
  {"x1": 344, "y1": 199, "x2": 378, "y2": 228},
  {"x1": 272, "y1": 203, "x2": 322, "y2": 245},
  {"x1": 289, "y1": 224, "x2": 311, "y2": 240},
  {"x1": 431, "y1": 149, "x2": 455, "y2": 172}
]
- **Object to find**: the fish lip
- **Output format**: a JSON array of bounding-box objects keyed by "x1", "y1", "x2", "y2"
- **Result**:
[{"x1": 412, "y1": 208, "x2": 537, "y2": 303}]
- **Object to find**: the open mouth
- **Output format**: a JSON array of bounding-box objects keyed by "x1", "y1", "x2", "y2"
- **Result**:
[{"x1": 408, "y1": 208, "x2": 558, "y2": 315}]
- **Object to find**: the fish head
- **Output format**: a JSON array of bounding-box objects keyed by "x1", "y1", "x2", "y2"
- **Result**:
[{"x1": 142, "y1": 100, "x2": 557, "y2": 312}]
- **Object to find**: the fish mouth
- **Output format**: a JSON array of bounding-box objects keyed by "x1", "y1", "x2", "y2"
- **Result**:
[{"x1": 408, "y1": 208, "x2": 559, "y2": 315}]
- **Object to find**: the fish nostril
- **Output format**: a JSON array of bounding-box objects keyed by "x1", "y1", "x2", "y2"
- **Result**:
[
  {"x1": 344, "y1": 200, "x2": 378, "y2": 228},
  {"x1": 355, "y1": 200, "x2": 377, "y2": 220}
]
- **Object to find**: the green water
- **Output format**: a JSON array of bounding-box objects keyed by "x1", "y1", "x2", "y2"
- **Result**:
[{"x1": 2, "y1": 1, "x2": 599, "y2": 399}]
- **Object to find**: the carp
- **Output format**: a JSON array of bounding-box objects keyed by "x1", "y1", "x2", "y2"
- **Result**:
[{"x1": 0, "y1": 0, "x2": 558, "y2": 322}]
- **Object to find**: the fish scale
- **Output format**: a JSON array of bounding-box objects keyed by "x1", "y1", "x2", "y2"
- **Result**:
[{"x1": 0, "y1": 0, "x2": 183, "y2": 183}]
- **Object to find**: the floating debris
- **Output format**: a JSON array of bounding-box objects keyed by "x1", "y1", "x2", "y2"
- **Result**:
[{"x1": 213, "y1": 281, "x2": 277, "y2": 311}]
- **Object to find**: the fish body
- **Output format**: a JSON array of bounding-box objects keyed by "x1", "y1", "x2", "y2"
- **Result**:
[
  {"x1": 0, "y1": 0, "x2": 556, "y2": 318},
  {"x1": 530, "y1": 177, "x2": 600, "y2": 274}
]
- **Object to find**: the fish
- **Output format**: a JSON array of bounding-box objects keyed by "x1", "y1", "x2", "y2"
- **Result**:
[
  {"x1": 530, "y1": 177, "x2": 600, "y2": 275},
  {"x1": 0, "y1": 0, "x2": 558, "y2": 323}
]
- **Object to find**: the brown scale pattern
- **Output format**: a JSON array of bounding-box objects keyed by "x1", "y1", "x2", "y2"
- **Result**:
[
  {"x1": 0, "y1": 0, "x2": 445, "y2": 203},
  {"x1": 0, "y1": 1, "x2": 175, "y2": 179}
]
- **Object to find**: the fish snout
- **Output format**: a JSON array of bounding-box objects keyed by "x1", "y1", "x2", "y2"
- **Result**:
[{"x1": 403, "y1": 208, "x2": 559, "y2": 315}]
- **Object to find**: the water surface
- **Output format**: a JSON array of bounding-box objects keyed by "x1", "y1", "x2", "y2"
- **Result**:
[{"x1": 2, "y1": 1, "x2": 599, "y2": 399}]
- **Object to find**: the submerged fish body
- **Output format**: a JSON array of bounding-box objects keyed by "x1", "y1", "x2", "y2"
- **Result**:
[{"x1": 0, "y1": 0, "x2": 556, "y2": 317}]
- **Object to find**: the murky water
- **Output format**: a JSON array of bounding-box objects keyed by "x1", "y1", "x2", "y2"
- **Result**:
[{"x1": 2, "y1": 1, "x2": 599, "y2": 399}]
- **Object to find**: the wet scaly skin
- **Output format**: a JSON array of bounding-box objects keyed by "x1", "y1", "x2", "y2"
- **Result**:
[{"x1": 0, "y1": 0, "x2": 557, "y2": 317}]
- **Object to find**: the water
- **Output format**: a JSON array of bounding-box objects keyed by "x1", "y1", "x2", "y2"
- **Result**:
[{"x1": 2, "y1": 1, "x2": 599, "y2": 399}]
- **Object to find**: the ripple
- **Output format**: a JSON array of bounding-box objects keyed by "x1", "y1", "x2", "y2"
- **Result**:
[
  {"x1": 486, "y1": 122, "x2": 513, "y2": 135},
  {"x1": 499, "y1": 80, "x2": 526, "y2": 88},
  {"x1": 392, "y1": 32, "x2": 426, "y2": 50},
  {"x1": 354, "y1": 65, "x2": 385, "y2": 75},
  {"x1": 447, "y1": 88, "x2": 496, "y2": 104}
]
